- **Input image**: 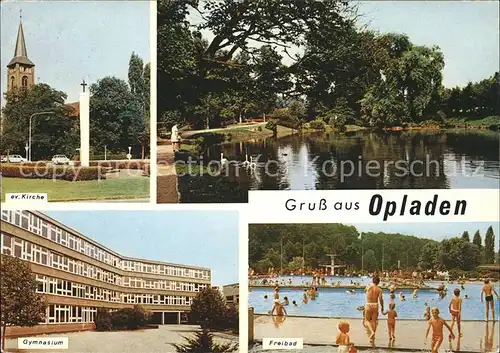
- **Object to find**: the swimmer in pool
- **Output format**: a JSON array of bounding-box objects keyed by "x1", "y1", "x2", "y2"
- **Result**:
[{"x1": 282, "y1": 296, "x2": 289, "y2": 306}]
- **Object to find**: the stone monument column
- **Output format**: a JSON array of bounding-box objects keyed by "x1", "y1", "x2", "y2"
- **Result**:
[{"x1": 79, "y1": 80, "x2": 90, "y2": 167}]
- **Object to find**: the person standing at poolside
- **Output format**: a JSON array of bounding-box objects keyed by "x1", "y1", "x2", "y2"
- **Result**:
[
  {"x1": 271, "y1": 299, "x2": 287, "y2": 316},
  {"x1": 481, "y1": 279, "x2": 499, "y2": 321},
  {"x1": 449, "y1": 288, "x2": 463, "y2": 337},
  {"x1": 364, "y1": 276, "x2": 384, "y2": 341}
]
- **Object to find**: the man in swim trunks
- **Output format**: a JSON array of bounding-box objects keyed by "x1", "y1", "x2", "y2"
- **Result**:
[
  {"x1": 481, "y1": 279, "x2": 499, "y2": 321},
  {"x1": 364, "y1": 276, "x2": 384, "y2": 341}
]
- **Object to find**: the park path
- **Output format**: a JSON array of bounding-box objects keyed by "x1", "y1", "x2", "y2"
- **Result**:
[
  {"x1": 157, "y1": 143, "x2": 179, "y2": 203},
  {"x1": 254, "y1": 315, "x2": 499, "y2": 352}
]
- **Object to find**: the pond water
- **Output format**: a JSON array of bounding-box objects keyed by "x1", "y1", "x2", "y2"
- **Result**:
[
  {"x1": 249, "y1": 277, "x2": 500, "y2": 320},
  {"x1": 179, "y1": 130, "x2": 499, "y2": 202}
]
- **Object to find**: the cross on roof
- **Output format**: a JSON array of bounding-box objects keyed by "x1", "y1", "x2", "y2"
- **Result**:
[{"x1": 81, "y1": 79, "x2": 87, "y2": 93}]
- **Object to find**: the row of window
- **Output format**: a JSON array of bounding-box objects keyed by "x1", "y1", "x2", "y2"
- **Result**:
[
  {"x1": 45, "y1": 305, "x2": 97, "y2": 324},
  {"x1": 35, "y1": 274, "x2": 196, "y2": 306},
  {"x1": 1, "y1": 210, "x2": 210, "y2": 280},
  {"x1": 1, "y1": 233, "x2": 207, "y2": 293}
]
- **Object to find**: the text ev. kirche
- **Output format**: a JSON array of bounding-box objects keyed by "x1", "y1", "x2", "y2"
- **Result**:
[{"x1": 285, "y1": 194, "x2": 467, "y2": 221}]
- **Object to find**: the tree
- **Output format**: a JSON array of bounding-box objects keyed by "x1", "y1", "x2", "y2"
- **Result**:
[
  {"x1": 1, "y1": 84, "x2": 79, "y2": 160},
  {"x1": 288, "y1": 257, "x2": 305, "y2": 272},
  {"x1": 128, "y1": 53, "x2": 150, "y2": 159},
  {"x1": 1, "y1": 255, "x2": 47, "y2": 352},
  {"x1": 472, "y1": 230, "x2": 482, "y2": 263},
  {"x1": 362, "y1": 250, "x2": 377, "y2": 272},
  {"x1": 173, "y1": 328, "x2": 238, "y2": 353},
  {"x1": 461, "y1": 231, "x2": 470, "y2": 242},
  {"x1": 190, "y1": 288, "x2": 226, "y2": 329},
  {"x1": 128, "y1": 52, "x2": 145, "y2": 99},
  {"x1": 90, "y1": 77, "x2": 144, "y2": 155},
  {"x1": 438, "y1": 238, "x2": 480, "y2": 271},
  {"x1": 484, "y1": 226, "x2": 495, "y2": 264},
  {"x1": 418, "y1": 242, "x2": 440, "y2": 270}
]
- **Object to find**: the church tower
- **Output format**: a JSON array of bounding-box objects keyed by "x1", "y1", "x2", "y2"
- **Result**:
[{"x1": 6, "y1": 14, "x2": 35, "y2": 93}]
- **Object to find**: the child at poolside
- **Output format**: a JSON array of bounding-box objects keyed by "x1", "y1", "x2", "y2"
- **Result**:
[
  {"x1": 336, "y1": 321, "x2": 351, "y2": 353},
  {"x1": 449, "y1": 288, "x2": 462, "y2": 337},
  {"x1": 425, "y1": 307, "x2": 455, "y2": 353},
  {"x1": 348, "y1": 343, "x2": 357, "y2": 353},
  {"x1": 383, "y1": 302, "x2": 398, "y2": 340},
  {"x1": 424, "y1": 305, "x2": 431, "y2": 320},
  {"x1": 356, "y1": 306, "x2": 366, "y2": 327}
]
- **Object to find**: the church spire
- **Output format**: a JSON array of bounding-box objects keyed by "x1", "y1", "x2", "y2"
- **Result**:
[{"x1": 7, "y1": 13, "x2": 34, "y2": 68}]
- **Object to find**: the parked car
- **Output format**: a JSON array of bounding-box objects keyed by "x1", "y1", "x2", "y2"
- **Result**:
[
  {"x1": 4, "y1": 154, "x2": 27, "y2": 163},
  {"x1": 51, "y1": 154, "x2": 70, "y2": 165},
  {"x1": 0, "y1": 155, "x2": 6, "y2": 163}
]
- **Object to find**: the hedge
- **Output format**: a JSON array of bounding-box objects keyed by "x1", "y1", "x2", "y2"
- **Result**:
[
  {"x1": 95, "y1": 306, "x2": 150, "y2": 331},
  {"x1": 1, "y1": 165, "x2": 106, "y2": 181},
  {"x1": 72, "y1": 161, "x2": 149, "y2": 170}
]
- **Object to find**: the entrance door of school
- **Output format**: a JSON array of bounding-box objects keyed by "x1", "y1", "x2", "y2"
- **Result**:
[
  {"x1": 165, "y1": 312, "x2": 179, "y2": 324},
  {"x1": 151, "y1": 312, "x2": 163, "y2": 325}
]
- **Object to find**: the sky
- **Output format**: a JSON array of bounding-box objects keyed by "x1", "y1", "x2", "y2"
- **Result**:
[
  {"x1": 45, "y1": 211, "x2": 239, "y2": 286},
  {"x1": 350, "y1": 222, "x2": 500, "y2": 247},
  {"x1": 189, "y1": 0, "x2": 499, "y2": 88},
  {"x1": 1, "y1": 1, "x2": 150, "y2": 103}
]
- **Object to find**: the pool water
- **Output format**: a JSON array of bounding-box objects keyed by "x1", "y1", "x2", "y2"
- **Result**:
[{"x1": 249, "y1": 277, "x2": 500, "y2": 321}]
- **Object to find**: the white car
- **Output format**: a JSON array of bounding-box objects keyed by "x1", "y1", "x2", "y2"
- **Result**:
[
  {"x1": 51, "y1": 154, "x2": 70, "y2": 165},
  {"x1": 5, "y1": 154, "x2": 27, "y2": 163}
]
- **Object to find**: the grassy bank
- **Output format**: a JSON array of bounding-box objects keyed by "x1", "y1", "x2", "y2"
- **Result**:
[
  {"x1": 1, "y1": 176, "x2": 149, "y2": 202},
  {"x1": 444, "y1": 115, "x2": 500, "y2": 127}
]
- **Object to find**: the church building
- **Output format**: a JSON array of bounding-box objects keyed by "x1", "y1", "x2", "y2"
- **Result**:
[{"x1": 6, "y1": 17, "x2": 35, "y2": 93}]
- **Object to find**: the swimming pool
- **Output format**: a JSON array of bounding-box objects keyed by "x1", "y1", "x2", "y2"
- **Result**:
[{"x1": 249, "y1": 278, "x2": 500, "y2": 320}]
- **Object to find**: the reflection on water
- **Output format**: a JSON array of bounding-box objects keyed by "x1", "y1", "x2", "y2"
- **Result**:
[{"x1": 180, "y1": 130, "x2": 499, "y2": 202}]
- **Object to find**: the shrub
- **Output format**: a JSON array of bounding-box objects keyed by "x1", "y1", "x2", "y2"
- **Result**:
[
  {"x1": 1, "y1": 165, "x2": 105, "y2": 181},
  {"x1": 95, "y1": 308, "x2": 112, "y2": 331},
  {"x1": 128, "y1": 305, "x2": 151, "y2": 329},
  {"x1": 109, "y1": 305, "x2": 150, "y2": 330},
  {"x1": 308, "y1": 119, "x2": 325, "y2": 130},
  {"x1": 221, "y1": 304, "x2": 239, "y2": 333},
  {"x1": 190, "y1": 288, "x2": 227, "y2": 329},
  {"x1": 173, "y1": 328, "x2": 238, "y2": 353}
]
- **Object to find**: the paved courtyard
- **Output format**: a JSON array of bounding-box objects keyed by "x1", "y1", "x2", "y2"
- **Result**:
[
  {"x1": 254, "y1": 316, "x2": 499, "y2": 352},
  {"x1": 5, "y1": 325, "x2": 238, "y2": 353}
]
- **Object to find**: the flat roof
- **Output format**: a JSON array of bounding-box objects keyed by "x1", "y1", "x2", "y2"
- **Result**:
[{"x1": 27, "y1": 211, "x2": 211, "y2": 271}]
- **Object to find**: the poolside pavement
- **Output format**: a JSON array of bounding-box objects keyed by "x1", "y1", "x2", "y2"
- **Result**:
[{"x1": 254, "y1": 315, "x2": 499, "y2": 352}]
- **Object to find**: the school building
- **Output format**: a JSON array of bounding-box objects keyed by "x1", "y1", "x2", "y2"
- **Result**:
[{"x1": 0, "y1": 210, "x2": 211, "y2": 337}]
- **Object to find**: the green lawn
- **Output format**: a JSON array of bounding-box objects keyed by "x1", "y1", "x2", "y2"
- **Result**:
[{"x1": 1, "y1": 176, "x2": 149, "y2": 202}]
